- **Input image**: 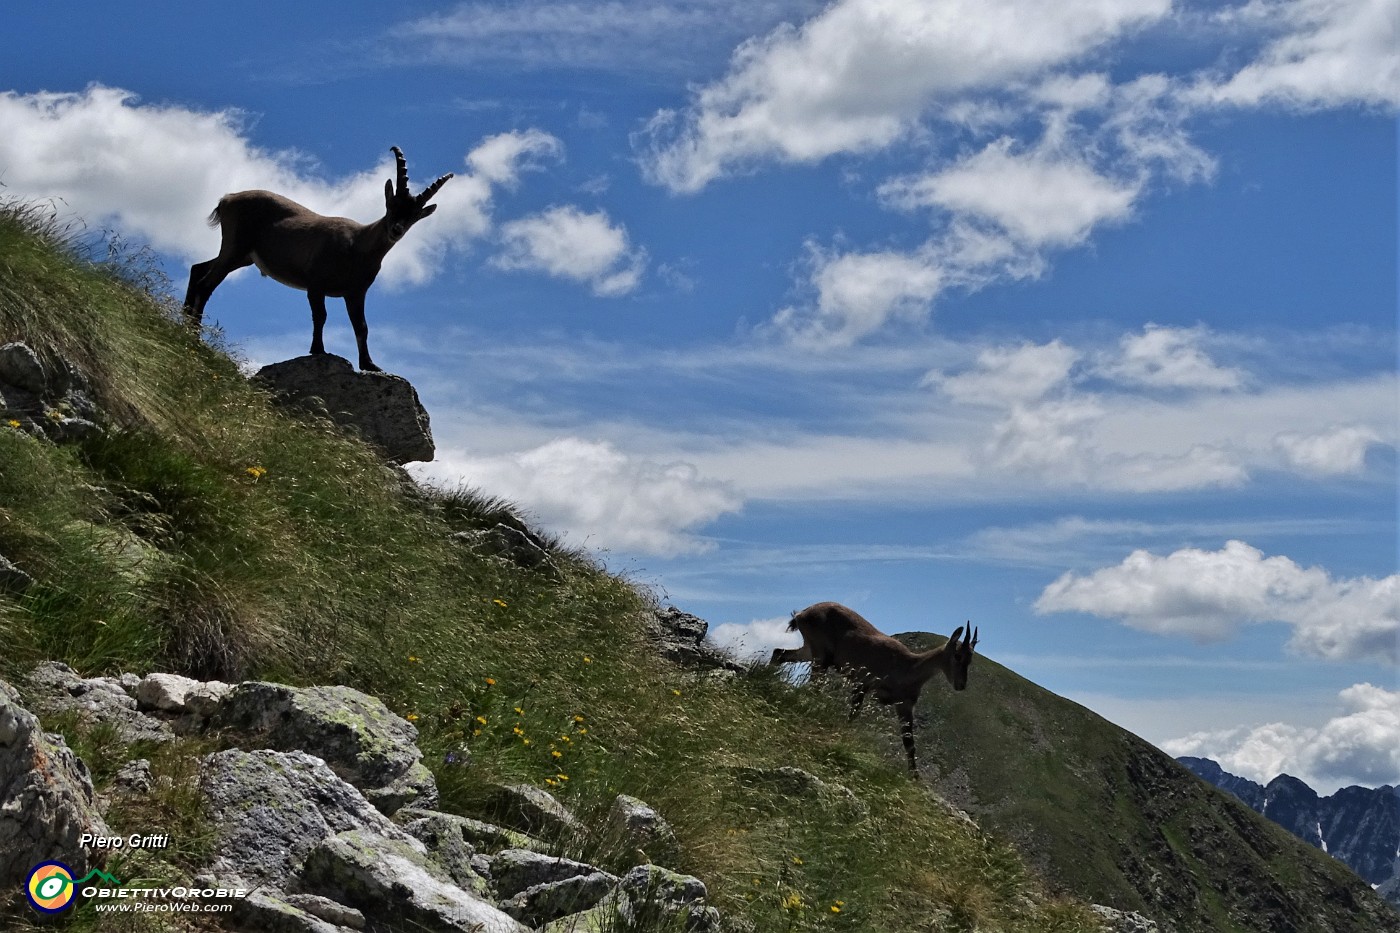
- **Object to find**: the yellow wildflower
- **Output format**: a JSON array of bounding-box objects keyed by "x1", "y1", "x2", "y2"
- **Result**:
[
  {"x1": 5, "y1": 419, "x2": 20, "y2": 429},
  {"x1": 791, "y1": 856, "x2": 803, "y2": 865},
  {"x1": 830, "y1": 905, "x2": 841, "y2": 914},
  {"x1": 671, "y1": 689, "x2": 681, "y2": 697},
  {"x1": 492, "y1": 599, "x2": 507, "y2": 608},
  {"x1": 485, "y1": 676, "x2": 497, "y2": 686},
  {"x1": 244, "y1": 465, "x2": 267, "y2": 480},
  {"x1": 515, "y1": 706, "x2": 525, "y2": 715},
  {"x1": 573, "y1": 715, "x2": 585, "y2": 723},
  {"x1": 406, "y1": 713, "x2": 419, "y2": 722},
  {"x1": 408, "y1": 655, "x2": 420, "y2": 663},
  {"x1": 556, "y1": 773, "x2": 569, "y2": 781},
  {"x1": 582, "y1": 655, "x2": 592, "y2": 664},
  {"x1": 782, "y1": 893, "x2": 804, "y2": 910},
  {"x1": 475, "y1": 715, "x2": 487, "y2": 725},
  {"x1": 522, "y1": 738, "x2": 532, "y2": 746},
  {"x1": 551, "y1": 750, "x2": 562, "y2": 759},
  {"x1": 513, "y1": 725, "x2": 524, "y2": 736}
]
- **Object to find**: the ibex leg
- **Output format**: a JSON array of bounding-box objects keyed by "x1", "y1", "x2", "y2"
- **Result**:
[
  {"x1": 308, "y1": 293, "x2": 328, "y2": 356},
  {"x1": 896, "y1": 700, "x2": 918, "y2": 776},
  {"x1": 345, "y1": 292, "x2": 379, "y2": 372}
]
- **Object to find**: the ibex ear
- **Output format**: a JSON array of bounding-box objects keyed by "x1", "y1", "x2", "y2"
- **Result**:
[
  {"x1": 384, "y1": 179, "x2": 394, "y2": 204},
  {"x1": 419, "y1": 204, "x2": 438, "y2": 218},
  {"x1": 949, "y1": 625, "x2": 965, "y2": 648}
]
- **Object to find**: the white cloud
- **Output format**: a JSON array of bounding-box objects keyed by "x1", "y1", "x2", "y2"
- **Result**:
[
  {"x1": 0, "y1": 86, "x2": 560, "y2": 287},
  {"x1": 709, "y1": 616, "x2": 801, "y2": 660},
  {"x1": 464, "y1": 128, "x2": 563, "y2": 186},
  {"x1": 926, "y1": 340, "x2": 1079, "y2": 405},
  {"x1": 1195, "y1": 0, "x2": 1400, "y2": 109},
  {"x1": 1096, "y1": 324, "x2": 1246, "y2": 390},
  {"x1": 639, "y1": 0, "x2": 1171, "y2": 192},
  {"x1": 411, "y1": 437, "x2": 742, "y2": 557},
  {"x1": 767, "y1": 245, "x2": 945, "y2": 348},
  {"x1": 1274, "y1": 425, "x2": 1382, "y2": 475},
  {"x1": 494, "y1": 205, "x2": 648, "y2": 296},
  {"x1": 1035, "y1": 540, "x2": 1400, "y2": 663},
  {"x1": 1162, "y1": 683, "x2": 1400, "y2": 790},
  {"x1": 878, "y1": 140, "x2": 1142, "y2": 248}
]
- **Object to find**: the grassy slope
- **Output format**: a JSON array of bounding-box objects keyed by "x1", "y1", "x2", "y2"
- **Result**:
[
  {"x1": 898, "y1": 633, "x2": 1400, "y2": 933},
  {"x1": 0, "y1": 203, "x2": 1103, "y2": 932}
]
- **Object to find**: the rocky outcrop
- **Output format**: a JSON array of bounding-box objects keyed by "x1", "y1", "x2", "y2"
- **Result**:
[
  {"x1": 26, "y1": 662, "x2": 174, "y2": 744},
  {"x1": 1092, "y1": 904, "x2": 1166, "y2": 932},
  {"x1": 451, "y1": 524, "x2": 555, "y2": 572},
  {"x1": 211, "y1": 681, "x2": 438, "y2": 815},
  {"x1": 0, "y1": 553, "x2": 34, "y2": 595},
  {"x1": 0, "y1": 341, "x2": 104, "y2": 444},
  {"x1": 5, "y1": 661, "x2": 725, "y2": 932},
  {"x1": 648, "y1": 607, "x2": 745, "y2": 675},
  {"x1": 254, "y1": 354, "x2": 433, "y2": 464},
  {"x1": 0, "y1": 678, "x2": 113, "y2": 891}
]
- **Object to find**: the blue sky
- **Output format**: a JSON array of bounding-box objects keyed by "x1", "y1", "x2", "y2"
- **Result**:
[{"x1": 3, "y1": 0, "x2": 1395, "y2": 793}]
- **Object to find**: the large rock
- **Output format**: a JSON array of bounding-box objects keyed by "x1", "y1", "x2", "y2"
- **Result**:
[
  {"x1": 489, "y1": 849, "x2": 607, "y2": 899},
  {"x1": 0, "y1": 342, "x2": 103, "y2": 443},
  {"x1": 212, "y1": 681, "x2": 437, "y2": 814},
  {"x1": 604, "y1": 794, "x2": 679, "y2": 864},
  {"x1": 485, "y1": 783, "x2": 585, "y2": 840},
  {"x1": 649, "y1": 607, "x2": 745, "y2": 675},
  {"x1": 302, "y1": 829, "x2": 529, "y2": 933},
  {"x1": 499, "y1": 870, "x2": 618, "y2": 927},
  {"x1": 254, "y1": 354, "x2": 433, "y2": 464},
  {"x1": 26, "y1": 661, "x2": 174, "y2": 745},
  {"x1": 200, "y1": 748, "x2": 414, "y2": 887},
  {"x1": 0, "y1": 677, "x2": 114, "y2": 890},
  {"x1": 0, "y1": 553, "x2": 34, "y2": 594}
]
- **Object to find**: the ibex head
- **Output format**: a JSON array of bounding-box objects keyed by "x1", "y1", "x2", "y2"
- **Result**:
[
  {"x1": 384, "y1": 146, "x2": 454, "y2": 243},
  {"x1": 946, "y1": 623, "x2": 979, "y2": 691}
]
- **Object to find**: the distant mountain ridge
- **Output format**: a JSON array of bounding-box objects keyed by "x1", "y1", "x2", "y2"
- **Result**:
[{"x1": 1178, "y1": 756, "x2": 1400, "y2": 904}]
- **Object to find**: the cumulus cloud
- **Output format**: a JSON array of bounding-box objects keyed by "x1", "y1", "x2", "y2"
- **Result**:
[
  {"x1": 412, "y1": 438, "x2": 741, "y2": 556},
  {"x1": 1194, "y1": 0, "x2": 1400, "y2": 109},
  {"x1": 1035, "y1": 540, "x2": 1399, "y2": 663},
  {"x1": 638, "y1": 0, "x2": 1170, "y2": 192},
  {"x1": 493, "y1": 205, "x2": 647, "y2": 296},
  {"x1": 1162, "y1": 683, "x2": 1400, "y2": 791},
  {"x1": 709, "y1": 616, "x2": 801, "y2": 660},
  {"x1": 1096, "y1": 324, "x2": 1245, "y2": 390},
  {"x1": 926, "y1": 340, "x2": 1079, "y2": 405},
  {"x1": 767, "y1": 245, "x2": 945, "y2": 348},
  {"x1": 878, "y1": 140, "x2": 1142, "y2": 249},
  {"x1": 1274, "y1": 425, "x2": 1382, "y2": 475},
  {"x1": 0, "y1": 86, "x2": 561, "y2": 286}
]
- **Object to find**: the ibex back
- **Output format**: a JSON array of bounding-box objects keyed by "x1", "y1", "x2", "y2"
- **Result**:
[
  {"x1": 771, "y1": 601, "x2": 979, "y2": 775},
  {"x1": 183, "y1": 147, "x2": 452, "y2": 372}
]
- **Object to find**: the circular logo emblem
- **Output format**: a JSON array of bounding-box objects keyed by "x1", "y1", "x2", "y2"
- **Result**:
[{"x1": 26, "y1": 862, "x2": 77, "y2": 913}]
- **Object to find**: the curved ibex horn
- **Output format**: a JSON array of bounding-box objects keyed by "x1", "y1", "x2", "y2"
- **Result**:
[
  {"x1": 417, "y1": 172, "x2": 454, "y2": 206},
  {"x1": 391, "y1": 146, "x2": 409, "y2": 196}
]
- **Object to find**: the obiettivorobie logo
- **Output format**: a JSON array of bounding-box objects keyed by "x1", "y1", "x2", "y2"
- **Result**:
[{"x1": 25, "y1": 862, "x2": 122, "y2": 913}]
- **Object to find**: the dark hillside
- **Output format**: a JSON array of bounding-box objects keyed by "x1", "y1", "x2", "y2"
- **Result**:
[{"x1": 898, "y1": 633, "x2": 1400, "y2": 933}]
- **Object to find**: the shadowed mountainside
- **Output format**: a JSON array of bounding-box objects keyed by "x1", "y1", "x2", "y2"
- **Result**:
[{"x1": 897, "y1": 633, "x2": 1400, "y2": 933}]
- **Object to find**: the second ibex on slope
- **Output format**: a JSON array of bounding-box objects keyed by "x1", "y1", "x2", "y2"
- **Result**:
[
  {"x1": 184, "y1": 147, "x2": 453, "y2": 372},
  {"x1": 771, "y1": 601, "x2": 979, "y2": 776}
]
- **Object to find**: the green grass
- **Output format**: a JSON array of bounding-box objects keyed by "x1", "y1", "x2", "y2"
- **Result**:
[{"x1": 0, "y1": 200, "x2": 1104, "y2": 932}]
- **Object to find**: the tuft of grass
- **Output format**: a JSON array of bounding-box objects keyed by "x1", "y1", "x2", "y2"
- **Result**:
[{"x1": 0, "y1": 200, "x2": 1105, "y2": 933}]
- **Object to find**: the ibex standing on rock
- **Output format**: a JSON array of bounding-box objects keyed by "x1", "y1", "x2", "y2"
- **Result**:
[
  {"x1": 184, "y1": 147, "x2": 453, "y2": 372},
  {"x1": 771, "y1": 601, "x2": 979, "y2": 776}
]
